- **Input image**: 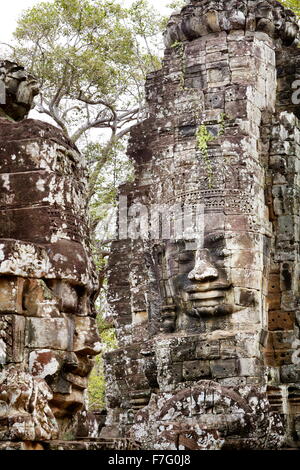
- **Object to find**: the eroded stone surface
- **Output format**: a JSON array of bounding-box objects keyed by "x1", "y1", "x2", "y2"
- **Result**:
[
  {"x1": 0, "y1": 60, "x2": 39, "y2": 121},
  {"x1": 103, "y1": 0, "x2": 300, "y2": 450},
  {"x1": 0, "y1": 60, "x2": 100, "y2": 444}
]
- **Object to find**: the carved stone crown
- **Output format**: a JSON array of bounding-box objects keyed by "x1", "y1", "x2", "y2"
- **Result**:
[
  {"x1": 0, "y1": 60, "x2": 39, "y2": 120},
  {"x1": 164, "y1": 0, "x2": 300, "y2": 48},
  {"x1": 164, "y1": 189, "x2": 253, "y2": 214}
]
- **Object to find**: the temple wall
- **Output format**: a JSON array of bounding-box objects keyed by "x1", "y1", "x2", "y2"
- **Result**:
[
  {"x1": 0, "y1": 62, "x2": 101, "y2": 448},
  {"x1": 103, "y1": 0, "x2": 300, "y2": 450}
]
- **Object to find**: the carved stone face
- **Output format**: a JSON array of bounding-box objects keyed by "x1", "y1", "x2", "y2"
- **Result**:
[
  {"x1": 164, "y1": 234, "x2": 233, "y2": 318},
  {"x1": 0, "y1": 60, "x2": 39, "y2": 120},
  {"x1": 25, "y1": 280, "x2": 101, "y2": 419},
  {"x1": 0, "y1": 117, "x2": 100, "y2": 440},
  {"x1": 0, "y1": 275, "x2": 101, "y2": 433},
  {"x1": 159, "y1": 213, "x2": 267, "y2": 330}
]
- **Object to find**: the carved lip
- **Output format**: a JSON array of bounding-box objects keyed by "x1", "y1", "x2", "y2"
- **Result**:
[
  {"x1": 185, "y1": 283, "x2": 231, "y2": 293},
  {"x1": 64, "y1": 372, "x2": 88, "y2": 390},
  {"x1": 188, "y1": 290, "x2": 226, "y2": 301}
]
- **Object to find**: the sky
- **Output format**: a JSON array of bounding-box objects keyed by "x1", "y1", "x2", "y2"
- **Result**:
[{"x1": 0, "y1": 0, "x2": 175, "y2": 48}]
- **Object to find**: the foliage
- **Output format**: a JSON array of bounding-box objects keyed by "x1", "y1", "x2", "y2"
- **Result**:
[
  {"x1": 166, "y1": 0, "x2": 186, "y2": 11},
  {"x1": 11, "y1": 0, "x2": 163, "y2": 261},
  {"x1": 280, "y1": 0, "x2": 300, "y2": 18},
  {"x1": 88, "y1": 355, "x2": 106, "y2": 410},
  {"x1": 13, "y1": 0, "x2": 162, "y2": 143},
  {"x1": 10, "y1": 0, "x2": 163, "y2": 412},
  {"x1": 196, "y1": 124, "x2": 214, "y2": 153},
  {"x1": 196, "y1": 114, "x2": 226, "y2": 188},
  {"x1": 10, "y1": 0, "x2": 164, "y2": 257},
  {"x1": 88, "y1": 298, "x2": 117, "y2": 410},
  {"x1": 171, "y1": 40, "x2": 186, "y2": 90},
  {"x1": 86, "y1": 139, "x2": 134, "y2": 228},
  {"x1": 196, "y1": 124, "x2": 214, "y2": 187},
  {"x1": 158, "y1": 1, "x2": 186, "y2": 29}
]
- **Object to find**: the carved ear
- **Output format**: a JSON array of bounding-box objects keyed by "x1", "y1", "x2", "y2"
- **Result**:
[{"x1": 282, "y1": 22, "x2": 299, "y2": 46}]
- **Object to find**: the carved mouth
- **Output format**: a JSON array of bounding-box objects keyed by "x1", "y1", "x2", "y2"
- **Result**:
[
  {"x1": 64, "y1": 373, "x2": 88, "y2": 390},
  {"x1": 185, "y1": 284, "x2": 231, "y2": 293},
  {"x1": 184, "y1": 284, "x2": 231, "y2": 307},
  {"x1": 188, "y1": 290, "x2": 226, "y2": 301}
]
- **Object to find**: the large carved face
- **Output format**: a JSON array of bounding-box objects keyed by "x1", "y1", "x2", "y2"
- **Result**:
[
  {"x1": 164, "y1": 234, "x2": 233, "y2": 318},
  {"x1": 158, "y1": 212, "x2": 268, "y2": 331},
  {"x1": 0, "y1": 115, "x2": 101, "y2": 438},
  {"x1": 0, "y1": 275, "x2": 101, "y2": 428},
  {"x1": 0, "y1": 60, "x2": 39, "y2": 120}
]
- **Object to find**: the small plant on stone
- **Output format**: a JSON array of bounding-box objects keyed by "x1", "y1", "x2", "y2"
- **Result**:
[
  {"x1": 218, "y1": 112, "x2": 226, "y2": 136},
  {"x1": 171, "y1": 40, "x2": 186, "y2": 90},
  {"x1": 196, "y1": 124, "x2": 215, "y2": 188},
  {"x1": 195, "y1": 114, "x2": 227, "y2": 188}
]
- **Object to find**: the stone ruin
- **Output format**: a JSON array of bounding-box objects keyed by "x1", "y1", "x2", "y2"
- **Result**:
[
  {"x1": 0, "y1": 60, "x2": 103, "y2": 450},
  {"x1": 102, "y1": 0, "x2": 300, "y2": 450},
  {"x1": 1, "y1": 0, "x2": 300, "y2": 453}
]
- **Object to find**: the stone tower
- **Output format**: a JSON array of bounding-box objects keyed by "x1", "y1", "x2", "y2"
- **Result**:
[
  {"x1": 0, "y1": 61, "x2": 101, "y2": 449},
  {"x1": 103, "y1": 0, "x2": 300, "y2": 449}
]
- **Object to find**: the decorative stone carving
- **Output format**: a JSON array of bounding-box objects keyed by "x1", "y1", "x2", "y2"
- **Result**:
[
  {"x1": 164, "y1": 0, "x2": 299, "y2": 48},
  {"x1": 0, "y1": 366, "x2": 58, "y2": 441},
  {"x1": 103, "y1": 0, "x2": 300, "y2": 450},
  {"x1": 0, "y1": 60, "x2": 101, "y2": 445},
  {"x1": 0, "y1": 60, "x2": 39, "y2": 121},
  {"x1": 130, "y1": 381, "x2": 284, "y2": 450}
]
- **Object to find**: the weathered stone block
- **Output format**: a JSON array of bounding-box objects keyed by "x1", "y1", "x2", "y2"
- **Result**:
[
  {"x1": 238, "y1": 358, "x2": 262, "y2": 377},
  {"x1": 172, "y1": 363, "x2": 183, "y2": 383},
  {"x1": 73, "y1": 317, "x2": 102, "y2": 355},
  {"x1": 23, "y1": 278, "x2": 60, "y2": 317},
  {"x1": 268, "y1": 311, "x2": 295, "y2": 331},
  {"x1": 281, "y1": 292, "x2": 297, "y2": 312},
  {"x1": 219, "y1": 338, "x2": 236, "y2": 359},
  {"x1": 234, "y1": 288, "x2": 257, "y2": 307},
  {"x1": 0, "y1": 277, "x2": 24, "y2": 314},
  {"x1": 268, "y1": 274, "x2": 280, "y2": 294},
  {"x1": 47, "y1": 280, "x2": 79, "y2": 313},
  {"x1": 171, "y1": 341, "x2": 196, "y2": 362},
  {"x1": 225, "y1": 100, "x2": 247, "y2": 120},
  {"x1": 206, "y1": 33, "x2": 228, "y2": 53},
  {"x1": 29, "y1": 349, "x2": 61, "y2": 379},
  {"x1": 183, "y1": 360, "x2": 211, "y2": 381},
  {"x1": 210, "y1": 359, "x2": 239, "y2": 378},
  {"x1": 26, "y1": 318, "x2": 71, "y2": 350},
  {"x1": 280, "y1": 365, "x2": 300, "y2": 384},
  {"x1": 230, "y1": 268, "x2": 263, "y2": 290},
  {"x1": 207, "y1": 65, "x2": 231, "y2": 87},
  {"x1": 205, "y1": 92, "x2": 224, "y2": 109},
  {"x1": 195, "y1": 340, "x2": 220, "y2": 360},
  {"x1": 229, "y1": 250, "x2": 263, "y2": 270},
  {"x1": 267, "y1": 293, "x2": 281, "y2": 311}
]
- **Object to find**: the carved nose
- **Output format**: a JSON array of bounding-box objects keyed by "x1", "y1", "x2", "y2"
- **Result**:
[{"x1": 188, "y1": 259, "x2": 218, "y2": 282}]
